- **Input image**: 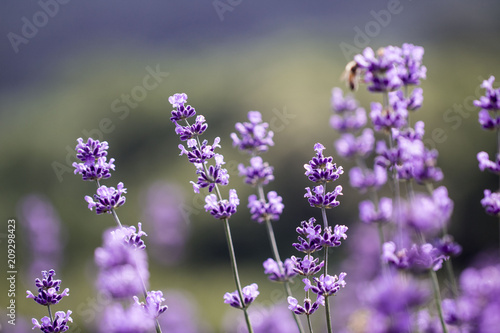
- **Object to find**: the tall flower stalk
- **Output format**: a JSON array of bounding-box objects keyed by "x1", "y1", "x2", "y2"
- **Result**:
[
  {"x1": 73, "y1": 137, "x2": 165, "y2": 333},
  {"x1": 168, "y1": 93, "x2": 256, "y2": 333},
  {"x1": 231, "y1": 111, "x2": 305, "y2": 333}
]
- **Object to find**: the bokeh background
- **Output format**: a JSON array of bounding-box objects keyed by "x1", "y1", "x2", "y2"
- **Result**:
[{"x1": 1, "y1": 1, "x2": 500, "y2": 332}]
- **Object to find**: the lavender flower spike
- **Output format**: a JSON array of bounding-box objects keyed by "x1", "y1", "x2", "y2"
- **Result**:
[
  {"x1": 204, "y1": 189, "x2": 240, "y2": 219},
  {"x1": 134, "y1": 290, "x2": 168, "y2": 319},
  {"x1": 26, "y1": 270, "x2": 69, "y2": 306},
  {"x1": 247, "y1": 191, "x2": 284, "y2": 223},
  {"x1": 304, "y1": 143, "x2": 344, "y2": 183},
  {"x1": 72, "y1": 137, "x2": 115, "y2": 181},
  {"x1": 32, "y1": 310, "x2": 72, "y2": 333},
  {"x1": 231, "y1": 111, "x2": 274, "y2": 154},
  {"x1": 85, "y1": 182, "x2": 127, "y2": 214},
  {"x1": 224, "y1": 283, "x2": 260, "y2": 309}
]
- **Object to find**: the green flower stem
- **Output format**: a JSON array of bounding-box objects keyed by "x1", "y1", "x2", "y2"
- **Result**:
[
  {"x1": 320, "y1": 204, "x2": 333, "y2": 333},
  {"x1": 430, "y1": 269, "x2": 449, "y2": 333},
  {"x1": 306, "y1": 314, "x2": 314, "y2": 333},
  {"x1": 223, "y1": 218, "x2": 254, "y2": 333},
  {"x1": 47, "y1": 304, "x2": 54, "y2": 323},
  {"x1": 388, "y1": 132, "x2": 402, "y2": 247},
  {"x1": 256, "y1": 184, "x2": 305, "y2": 333}
]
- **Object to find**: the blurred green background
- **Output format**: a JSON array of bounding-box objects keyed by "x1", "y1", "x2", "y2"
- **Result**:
[{"x1": 1, "y1": 1, "x2": 500, "y2": 331}]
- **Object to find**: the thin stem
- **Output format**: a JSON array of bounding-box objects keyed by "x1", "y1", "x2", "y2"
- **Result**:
[
  {"x1": 111, "y1": 209, "x2": 123, "y2": 228},
  {"x1": 377, "y1": 223, "x2": 385, "y2": 254},
  {"x1": 47, "y1": 305, "x2": 54, "y2": 323},
  {"x1": 389, "y1": 133, "x2": 402, "y2": 247},
  {"x1": 306, "y1": 315, "x2": 314, "y2": 333},
  {"x1": 445, "y1": 259, "x2": 459, "y2": 299},
  {"x1": 223, "y1": 218, "x2": 254, "y2": 333},
  {"x1": 430, "y1": 269, "x2": 449, "y2": 333}
]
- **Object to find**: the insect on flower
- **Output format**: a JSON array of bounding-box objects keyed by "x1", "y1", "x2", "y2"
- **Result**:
[{"x1": 342, "y1": 60, "x2": 360, "y2": 91}]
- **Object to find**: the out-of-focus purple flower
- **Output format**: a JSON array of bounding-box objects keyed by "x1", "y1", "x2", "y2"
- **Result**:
[
  {"x1": 263, "y1": 258, "x2": 297, "y2": 282},
  {"x1": 293, "y1": 217, "x2": 323, "y2": 254},
  {"x1": 474, "y1": 76, "x2": 500, "y2": 130},
  {"x1": 287, "y1": 295, "x2": 324, "y2": 315},
  {"x1": 26, "y1": 270, "x2": 69, "y2": 306},
  {"x1": 18, "y1": 194, "x2": 64, "y2": 281},
  {"x1": 335, "y1": 129, "x2": 375, "y2": 159},
  {"x1": 291, "y1": 254, "x2": 324, "y2": 276},
  {"x1": 32, "y1": 310, "x2": 72, "y2": 333},
  {"x1": 414, "y1": 148, "x2": 444, "y2": 184},
  {"x1": 247, "y1": 191, "x2": 284, "y2": 223},
  {"x1": 72, "y1": 137, "x2": 115, "y2": 181},
  {"x1": 477, "y1": 151, "x2": 500, "y2": 174},
  {"x1": 140, "y1": 182, "x2": 189, "y2": 266},
  {"x1": 112, "y1": 223, "x2": 147, "y2": 250},
  {"x1": 330, "y1": 108, "x2": 367, "y2": 132},
  {"x1": 349, "y1": 165, "x2": 387, "y2": 193},
  {"x1": 480, "y1": 302, "x2": 500, "y2": 333},
  {"x1": 382, "y1": 242, "x2": 409, "y2": 269},
  {"x1": 370, "y1": 101, "x2": 407, "y2": 132},
  {"x1": 331, "y1": 87, "x2": 359, "y2": 113},
  {"x1": 435, "y1": 235, "x2": 462, "y2": 257},
  {"x1": 100, "y1": 303, "x2": 155, "y2": 333},
  {"x1": 224, "y1": 283, "x2": 260, "y2": 309},
  {"x1": 354, "y1": 46, "x2": 404, "y2": 92},
  {"x1": 359, "y1": 197, "x2": 392, "y2": 224},
  {"x1": 405, "y1": 188, "x2": 453, "y2": 236},
  {"x1": 95, "y1": 228, "x2": 149, "y2": 299},
  {"x1": 481, "y1": 189, "x2": 500, "y2": 216},
  {"x1": 304, "y1": 143, "x2": 344, "y2": 183},
  {"x1": 133, "y1": 290, "x2": 168, "y2": 319},
  {"x1": 169, "y1": 93, "x2": 196, "y2": 122},
  {"x1": 383, "y1": 242, "x2": 447, "y2": 272},
  {"x1": 304, "y1": 184, "x2": 343, "y2": 209},
  {"x1": 399, "y1": 43, "x2": 427, "y2": 86},
  {"x1": 204, "y1": 189, "x2": 240, "y2": 219},
  {"x1": 231, "y1": 111, "x2": 274, "y2": 154},
  {"x1": 85, "y1": 182, "x2": 127, "y2": 214},
  {"x1": 442, "y1": 298, "x2": 478, "y2": 328},
  {"x1": 191, "y1": 153, "x2": 229, "y2": 193},
  {"x1": 321, "y1": 224, "x2": 348, "y2": 247},
  {"x1": 303, "y1": 272, "x2": 347, "y2": 297},
  {"x1": 238, "y1": 156, "x2": 275, "y2": 186},
  {"x1": 407, "y1": 87, "x2": 424, "y2": 110},
  {"x1": 174, "y1": 114, "x2": 208, "y2": 141}
]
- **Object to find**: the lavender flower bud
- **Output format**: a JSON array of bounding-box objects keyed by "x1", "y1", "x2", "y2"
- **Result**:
[
  {"x1": 303, "y1": 272, "x2": 347, "y2": 297},
  {"x1": 291, "y1": 254, "x2": 324, "y2": 276},
  {"x1": 359, "y1": 197, "x2": 392, "y2": 224},
  {"x1": 204, "y1": 189, "x2": 240, "y2": 219},
  {"x1": 72, "y1": 137, "x2": 115, "y2": 181},
  {"x1": 85, "y1": 182, "x2": 127, "y2": 214},
  {"x1": 304, "y1": 143, "x2": 344, "y2": 183},
  {"x1": 287, "y1": 296, "x2": 324, "y2": 315},
  {"x1": 263, "y1": 258, "x2": 297, "y2": 282},
  {"x1": 247, "y1": 191, "x2": 284, "y2": 223},
  {"x1": 477, "y1": 151, "x2": 500, "y2": 174},
  {"x1": 238, "y1": 156, "x2": 274, "y2": 186},
  {"x1": 231, "y1": 111, "x2": 274, "y2": 154},
  {"x1": 304, "y1": 184, "x2": 343, "y2": 209},
  {"x1": 224, "y1": 283, "x2": 259, "y2": 309},
  {"x1": 26, "y1": 270, "x2": 69, "y2": 306},
  {"x1": 481, "y1": 189, "x2": 500, "y2": 216},
  {"x1": 32, "y1": 310, "x2": 72, "y2": 333},
  {"x1": 133, "y1": 290, "x2": 168, "y2": 319}
]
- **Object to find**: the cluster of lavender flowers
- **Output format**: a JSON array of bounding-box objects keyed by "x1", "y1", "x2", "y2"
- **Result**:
[
  {"x1": 330, "y1": 44, "x2": 464, "y2": 332},
  {"x1": 475, "y1": 76, "x2": 500, "y2": 217},
  {"x1": 26, "y1": 270, "x2": 72, "y2": 332},
  {"x1": 72, "y1": 137, "x2": 167, "y2": 333}
]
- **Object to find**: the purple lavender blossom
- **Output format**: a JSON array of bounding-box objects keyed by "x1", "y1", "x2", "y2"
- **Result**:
[
  {"x1": 434, "y1": 235, "x2": 462, "y2": 257},
  {"x1": 405, "y1": 188, "x2": 453, "y2": 235},
  {"x1": 330, "y1": 108, "x2": 367, "y2": 132},
  {"x1": 407, "y1": 87, "x2": 424, "y2": 110},
  {"x1": 224, "y1": 283, "x2": 260, "y2": 309},
  {"x1": 287, "y1": 295, "x2": 324, "y2": 315},
  {"x1": 95, "y1": 227, "x2": 149, "y2": 299},
  {"x1": 321, "y1": 224, "x2": 348, "y2": 247},
  {"x1": 304, "y1": 184, "x2": 343, "y2": 209},
  {"x1": 477, "y1": 151, "x2": 500, "y2": 174},
  {"x1": 32, "y1": 310, "x2": 72, "y2": 333},
  {"x1": 191, "y1": 154, "x2": 229, "y2": 193},
  {"x1": 331, "y1": 87, "x2": 359, "y2": 113},
  {"x1": 293, "y1": 217, "x2": 323, "y2": 254},
  {"x1": 247, "y1": 191, "x2": 284, "y2": 223},
  {"x1": 174, "y1": 114, "x2": 208, "y2": 141},
  {"x1": 133, "y1": 290, "x2": 168, "y2": 319},
  {"x1": 85, "y1": 182, "x2": 127, "y2": 214},
  {"x1": 100, "y1": 303, "x2": 155, "y2": 333},
  {"x1": 399, "y1": 43, "x2": 427, "y2": 86},
  {"x1": 481, "y1": 189, "x2": 500, "y2": 216},
  {"x1": 335, "y1": 128, "x2": 375, "y2": 159},
  {"x1": 72, "y1": 137, "x2": 115, "y2": 181},
  {"x1": 370, "y1": 100, "x2": 407, "y2": 132},
  {"x1": 474, "y1": 76, "x2": 500, "y2": 130},
  {"x1": 382, "y1": 242, "x2": 409, "y2": 269},
  {"x1": 204, "y1": 189, "x2": 240, "y2": 219},
  {"x1": 303, "y1": 272, "x2": 347, "y2": 297},
  {"x1": 304, "y1": 143, "x2": 344, "y2": 183},
  {"x1": 112, "y1": 223, "x2": 148, "y2": 250},
  {"x1": 263, "y1": 258, "x2": 297, "y2": 282},
  {"x1": 407, "y1": 243, "x2": 447, "y2": 272},
  {"x1": 140, "y1": 182, "x2": 189, "y2": 265},
  {"x1": 349, "y1": 165, "x2": 387, "y2": 193},
  {"x1": 178, "y1": 137, "x2": 221, "y2": 165},
  {"x1": 359, "y1": 197, "x2": 392, "y2": 224},
  {"x1": 231, "y1": 111, "x2": 274, "y2": 154},
  {"x1": 169, "y1": 93, "x2": 196, "y2": 122},
  {"x1": 238, "y1": 156, "x2": 275, "y2": 186},
  {"x1": 18, "y1": 194, "x2": 64, "y2": 281},
  {"x1": 26, "y1": 270, "x2": 69, "y2": 306},
  {"x1": 291, "y1": 254, "x2": 324, "y2": 276},
  {"x1": 354, "y1": 46, "x2": 404, "y2": 92}
]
